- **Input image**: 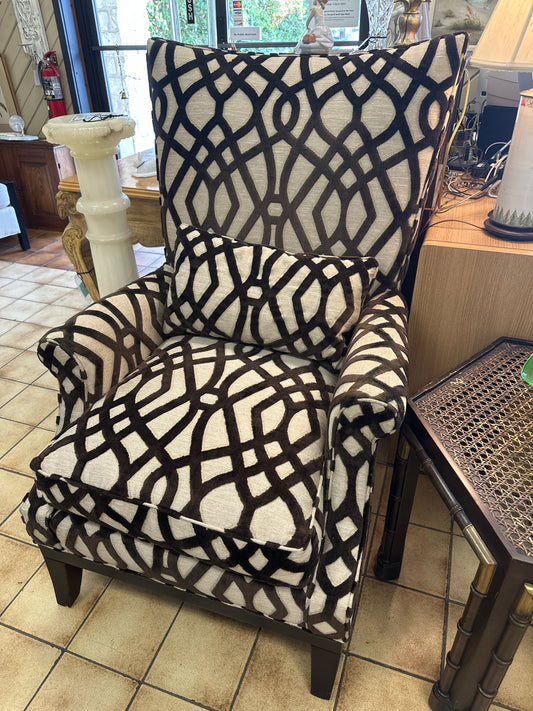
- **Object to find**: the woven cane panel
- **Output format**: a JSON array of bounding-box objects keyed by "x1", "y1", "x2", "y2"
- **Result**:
[{"x1": 414, "y1": 341, "x2": 533, "y2": 558}]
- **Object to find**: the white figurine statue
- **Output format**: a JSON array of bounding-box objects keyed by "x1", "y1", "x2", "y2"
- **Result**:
[{"x1": 295, "y1": 0, "x2": 334, "y2": 54}]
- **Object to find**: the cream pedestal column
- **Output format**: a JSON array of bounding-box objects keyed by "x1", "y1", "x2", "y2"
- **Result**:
[{"x1": 43, "y1": 114, "x2": 139, "y2": 297}]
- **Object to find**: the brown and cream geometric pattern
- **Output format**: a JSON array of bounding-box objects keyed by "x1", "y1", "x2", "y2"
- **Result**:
[
  {"x1": 21, "y1": 34, "x2": 468, "y2": 649},
  {"x1": 164, "y1": 224, "x2": 378, "y2": 366},
  {"x1": 149, "y1": 35, "x2": 468, "y2": 291}
]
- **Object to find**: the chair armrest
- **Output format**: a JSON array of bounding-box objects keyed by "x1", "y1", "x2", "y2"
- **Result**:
[
  {"x1": 38, "y1": 267, "x2": 168, "y2": 430},
  {"x1": 308, "y1": 291, "x2": 409, "y2": 636},
  {"x1": 330, "y1": 289, "x2": 409, "y2": 437}
]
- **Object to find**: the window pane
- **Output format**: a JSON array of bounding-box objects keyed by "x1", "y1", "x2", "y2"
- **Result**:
[{"x1": 101, "y1": 49, "x2": 152, "y2": 155}]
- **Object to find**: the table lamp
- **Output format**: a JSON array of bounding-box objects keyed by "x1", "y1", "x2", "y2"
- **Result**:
[{"x1": 469, "y1": 0, "x2": 533, "y2": 240}]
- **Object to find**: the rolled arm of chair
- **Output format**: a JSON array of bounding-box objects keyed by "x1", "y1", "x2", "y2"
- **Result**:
[
  {"x1": 306, "y1": 291, "x2": 409, "y2": 640},
  {"x1": 38, "y1": 267, "x2": 169, "y2": 430},
  {"x1": 330, "y1": 289, "x2": 409, "y2": 437}
]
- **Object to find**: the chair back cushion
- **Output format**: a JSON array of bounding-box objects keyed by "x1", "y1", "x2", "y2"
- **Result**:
[
  {"x1": 162, "y1": 223, "x2": 378, "y2": 367},
  {"x1": 147, "y1": 34, "x2": 467, "y2": 291}
]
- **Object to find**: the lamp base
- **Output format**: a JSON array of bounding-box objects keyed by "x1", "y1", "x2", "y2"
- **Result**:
[{"x1": 484, "y1": 211, "x2": 533, "y2": 242}]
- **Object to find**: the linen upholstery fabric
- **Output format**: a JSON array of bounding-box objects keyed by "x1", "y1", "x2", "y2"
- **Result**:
[
  {"x1": 21, "y1": 33, "x2": 468, "y2": 654},
  {"x1": 163, "y1": 223, "x2": 379, "y2": 366},
  {"x1": 30, "y1": 333, "x2": 338, "y2": 586},
  {"x1": 150, "y1": 35, "x2": 467, "y2": 292}
]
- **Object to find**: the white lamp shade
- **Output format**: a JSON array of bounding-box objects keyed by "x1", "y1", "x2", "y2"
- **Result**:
[{"x1": 470, "y1": 0, "x2": 533, "y2": 72}]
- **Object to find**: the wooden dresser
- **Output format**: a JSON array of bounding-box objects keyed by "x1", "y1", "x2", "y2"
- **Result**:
[{"x1": 0, "y1": 138, "x2": 75, "y2": 231}]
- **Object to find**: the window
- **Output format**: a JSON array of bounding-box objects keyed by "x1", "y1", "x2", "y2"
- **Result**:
[{"x1": 58, "y1": 0, "x2": 367, "y2": 156}]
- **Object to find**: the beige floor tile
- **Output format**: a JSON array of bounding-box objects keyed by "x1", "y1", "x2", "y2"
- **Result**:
[
  {"x1": 0, "y1": 279, "x2": 39, "y2": 299},
  {"x1": 233, "y1": 630, "x2": 337, "y2": 711},
  {"x1": 0, "y1": 427, "x2": 52, "y2": 475},
  {"x1": 350, "y1": 578, "x2": 444, "y2": 679},
  {"x1": 0, "y1": 378, "x2": 26, "y2": 407},
  {"x1": 0, "y1": 295, "x2": 14, "y2": 310},
  {"x1": 0, "y1": 316, "x2": 17, "y2": 335},
  {"x1": 0, "y1": 468, "x2": 33, "y2": 520},
  {"x1": 0, "y1": 262, "x2": 39, "y2": 279},
  {"x1": 410, "y1": 473, "x2": 451, "y2": 533},
  {"x1": 27, "y1": 653, "x2": 137, "y2": 711},
  {"x1": 49, "y1": 270, "x2": 78, "y2": 288},
  {"x1": 69, "y1": 580, "x2": 179, "y2": 678},
  {"x1": 0, "y1": 350, "x2": 47, "y2": 382},
  {"x1": 337, "y1": 657, "x2": 434, "y2": 711},
  {"x1": 130, "y1": 686, "x2": 202, "y2": 711},
  {"x1": 2, "y1": 566, "x2": 109, "y2": 647},
  {"x1": 0, "y1": 344, "x2": 21, "y2": 366},
  {"x1": 0, "y1": 385, "x2": 58, "y2": 425},
  {"x1": 33, "y1": 369, "x2": 59, "y2": 390},
  {"x1": 38, "y1": 408, "x2": 59, "y2": 431},
  {"x1": 497, "y1": 623, "x2": 533, "y2": 710},
  {"x1": 0, "y1": 298, "x2": 45, "y2": 322},
  {"x1": 449, "y1": 535, "x2": 478, "y2": 604},
  {"x1": 27, "y1": 304, "x2": 80, "y2": 328},
  {"x1": 22, "y1": 284, "x2": 73, "y2": 304},
  {"x1": 0, "y1": 625, "x2": 60, "y2": 711},
  {"x1": 19, "y1": 266, "x2": 66, "y2": 284},
  {"x1": 369, "y1": 517, "x2": 449, "y2": 597},
  {"x1": 53, "y1": 289, "x2": 90, "y2": 310},
  {"x1": 0, "y1": 419, "x2": 32, "y2": 457},
  {"x1": 0, "y1": 507, "x2": 34, "y2": 542},
  {"x1": 147, "y1": 605, "x2": 256, "y2": 710},
  {"x1": 0, "y1": 321, "x2": 47, "y2": 349},
  {"x1": 0, "y1": 535, "x2": 42, "y2": 611}
]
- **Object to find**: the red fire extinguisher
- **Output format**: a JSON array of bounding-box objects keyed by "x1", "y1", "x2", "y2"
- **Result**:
[{"x1": 39, "y1": 51, "x2": 67, "y2": 118}]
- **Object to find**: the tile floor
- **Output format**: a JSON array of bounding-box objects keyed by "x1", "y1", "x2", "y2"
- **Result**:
[{"x1": 0, "y1": 232, "x2": 531, "y2": 711}]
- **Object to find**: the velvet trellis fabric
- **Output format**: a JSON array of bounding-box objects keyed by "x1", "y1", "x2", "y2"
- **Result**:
[
  {"x1": 163, "y1": 223, "x2": 379, "y2": 366},
  {"x1": 21, "y1": 34, "x2": 468, "y2": 649}
]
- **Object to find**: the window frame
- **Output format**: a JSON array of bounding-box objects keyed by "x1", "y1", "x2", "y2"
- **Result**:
[{"x1": 55, "y1": 0, "x2": 369, "y2": 117}]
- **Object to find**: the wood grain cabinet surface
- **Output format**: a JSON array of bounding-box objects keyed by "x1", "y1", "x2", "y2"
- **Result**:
[
  {"x1": 0, "y1": 138, "x2": 75, "y2": 231},
  {"x1": 408, "y1": 196, "x2": 533, "y2": 393}
]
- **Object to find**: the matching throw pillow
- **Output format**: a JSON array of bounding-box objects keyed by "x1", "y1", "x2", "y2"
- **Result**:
[{"x1": 163, "y1": 224, "x2": 378, "y2": 367}]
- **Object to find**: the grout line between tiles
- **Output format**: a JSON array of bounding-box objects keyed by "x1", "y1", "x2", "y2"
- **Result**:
[
  {"x1": 345, "y1": 651, "x2": 436, "y2": 685},
  {"x1": 22, "y1": 648, "x2": 65, "y2": 711},
  {"x1": 139, "y1": 682, "x2": 220, "y2": 710},
  {"x1": 64, "y1": 576, "x2": 114, "y2": 651},
  {"x1": 228, "y1": 627, "x2": 261, "y2": 711},
  {"x1": 0, "y1": 560, "x2": 44, "y2": 618},
  {"x1": 0, "y1": 617, "x2": 62, "y2": 652},
  {"x1": 0, "y1": 531, "x2": 38, "y2": 549},
  {"x1": 364, "y1": 574, "x2": 448, "y2": 602},
  {"x1": 135, "y1": 602, "x2": 184, "y2": 685}
]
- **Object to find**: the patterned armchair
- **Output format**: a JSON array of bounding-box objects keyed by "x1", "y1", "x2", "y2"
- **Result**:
[{"x1": 21, "y1": 34, "x2": 467, "y2": 698}]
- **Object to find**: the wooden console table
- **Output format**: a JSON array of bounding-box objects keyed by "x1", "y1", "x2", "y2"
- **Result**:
[
  {"x1": 408, "y1": 195, "x2": 533, "y2": 393},
  {"x1": 57, "y1": 154, "x2": 163, "y2": 300}
]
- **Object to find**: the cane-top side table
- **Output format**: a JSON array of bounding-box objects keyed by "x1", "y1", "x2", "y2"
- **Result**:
[{"x1": 376, "y1": 337, "x2": 533, "y2": 711}]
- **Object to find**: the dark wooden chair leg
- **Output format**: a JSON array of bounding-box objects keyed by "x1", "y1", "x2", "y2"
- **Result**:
[
  {"x1": 41, "y1": 548, "x2": 83, "y2": 606},
  {"x1": 375, "y1": 423, "x2": 419, "y2": 580},
  {"x1": 310, "y1": 643, "x2": 342, "y2": 699}
]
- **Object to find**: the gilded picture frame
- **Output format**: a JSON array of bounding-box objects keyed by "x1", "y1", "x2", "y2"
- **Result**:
[{"x1": 0, "y1": 54, "x2": 21, "y2": 132}]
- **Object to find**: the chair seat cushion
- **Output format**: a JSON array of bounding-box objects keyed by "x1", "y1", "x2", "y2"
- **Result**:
[{"x1": 31, "y1": 333, "x2": 337, "y2": 586}]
